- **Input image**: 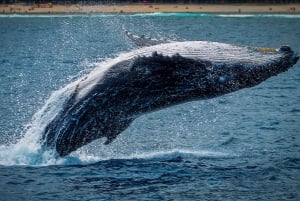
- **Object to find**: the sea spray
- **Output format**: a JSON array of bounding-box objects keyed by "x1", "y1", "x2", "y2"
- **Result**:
[
  {"x1": 0, "y1": 82, "x2": 76, "y2": 166},
  {"x1": 0, "y1": 58, "x2": 126, "y2": 166}
]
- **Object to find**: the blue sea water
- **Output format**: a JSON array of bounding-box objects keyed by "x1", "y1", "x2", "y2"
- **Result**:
[{"x1": 0, "y1": 13, "x2": 299, "y2": 200}]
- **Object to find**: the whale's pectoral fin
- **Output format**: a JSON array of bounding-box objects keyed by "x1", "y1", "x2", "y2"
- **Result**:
[{"x1": 122, "y1": 27, "x2": 170, "y2": 47}]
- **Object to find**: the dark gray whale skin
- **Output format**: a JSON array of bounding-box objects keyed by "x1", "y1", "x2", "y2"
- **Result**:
[{"x1": 42, "y1": 39, "x2": 299, "y2": 157}]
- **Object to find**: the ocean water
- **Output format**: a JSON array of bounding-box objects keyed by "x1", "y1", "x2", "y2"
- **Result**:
[{"x1": 0, "y1": 13, "x2": 299, "y2": 200}]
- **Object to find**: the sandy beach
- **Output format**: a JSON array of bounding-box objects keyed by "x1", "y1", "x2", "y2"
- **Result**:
[{"x1": 1, "y1": 3, "x2": 300, "y2": 14}]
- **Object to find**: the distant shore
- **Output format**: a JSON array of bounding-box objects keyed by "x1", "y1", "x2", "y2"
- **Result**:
[{"x1": 1, "y1": 3, "x2": 300, "y2": 14}]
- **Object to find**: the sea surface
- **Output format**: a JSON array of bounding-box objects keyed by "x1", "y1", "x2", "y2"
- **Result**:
[{"x1": 0, "y1": 13, "x2": 299, "y2": 201}]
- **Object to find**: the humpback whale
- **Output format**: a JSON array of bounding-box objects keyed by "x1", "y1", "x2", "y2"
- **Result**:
[{"x1": 42, "y1": 31, "x2": 299, "y2": 157}]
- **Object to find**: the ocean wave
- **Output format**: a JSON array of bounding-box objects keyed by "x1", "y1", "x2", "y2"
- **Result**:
[
  {"x1": 132, "y1": 13, "x2": 300, "y2": 18},
  {"x1": 55, "y1": 148, "x2": 236, "y2": 166},
  {"x1": 132, "y1": 12, "x2": 212, "y2": 17},
  {"x1": 0, "y1": 146, "x2": 233, "y2": 166},
  {"x1": 1, "y1": 13, "x2": 300, "y2": 19},
  {"x1": 217, "y1": 14, "x2": 300, "y2": 18}
]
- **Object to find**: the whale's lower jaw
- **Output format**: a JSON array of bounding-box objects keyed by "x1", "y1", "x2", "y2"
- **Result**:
[{"x1": 41, "y1": 41, "x2": 299, "y2": 157}]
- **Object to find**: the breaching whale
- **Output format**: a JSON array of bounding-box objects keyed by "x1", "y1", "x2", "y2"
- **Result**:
[{"x1": 42, "y1": 32, "x2": 299, "y2": 157}]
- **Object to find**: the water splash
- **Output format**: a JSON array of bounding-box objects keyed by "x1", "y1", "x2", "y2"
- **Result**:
[
  {"x1": 0, "y1": 41, "x2": 250, "y2": 166},
  {"x1": 0, "y1": 84, "x2": 231, "y2": 166},
  {"x1": 0, "y1": 82, "x2": 76, "y2": 166},
  {"x1": 0, "y1": 55, "x2": 132, "y2": 166},
  {"x1": 54, "y1": 148, "x2": 234, "y2": 166},
  {"x1": 0, "y1": 54, "x2": 123, "y2": 166}
]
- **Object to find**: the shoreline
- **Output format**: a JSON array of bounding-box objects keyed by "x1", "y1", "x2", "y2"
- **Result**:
[{"x1": 1, "y1": 3, "x2": 300, "y2": 15}]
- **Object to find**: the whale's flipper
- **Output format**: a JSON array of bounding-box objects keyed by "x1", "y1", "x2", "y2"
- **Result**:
[{"x1": 122, "y1": 27, "x2": 170, "y2": 47}]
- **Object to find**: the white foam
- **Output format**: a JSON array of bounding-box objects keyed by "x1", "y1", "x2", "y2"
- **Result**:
[
  {"x1": 218, "y1": 14, "x2": 300, "y2": 18},
  {"x1": 54, "y1": 148, "x2": 234, "y2": 166},
  {"x1": 132, "y1": 13, "x2": 300, "y2": 18},
  {"x1": 114, "y1": 149, "x2": 232, "y2": 160},
  {"x1": 1, "y1": 13, "x2": 300, "y2": 19}
]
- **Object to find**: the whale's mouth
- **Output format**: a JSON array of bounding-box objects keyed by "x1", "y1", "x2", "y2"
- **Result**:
[
  {"x1": 285, "y1": 48, "x2": 299, "y2": 65},
  {"x1": 253, "y1": 45, "x2": 298, "y2": 75},
  {"x1": 278, "y1": 45, "x2": 299, "y2": 71},
  {"x1": 250, "y1": 45, "x2": 298, "y2": 66}
]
